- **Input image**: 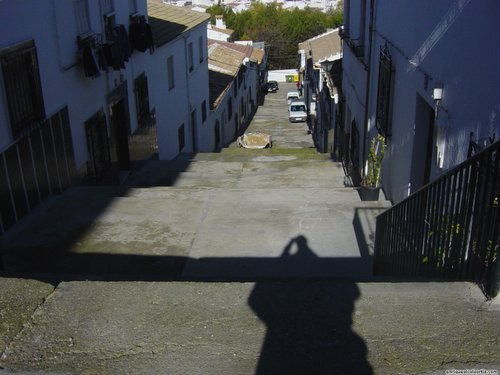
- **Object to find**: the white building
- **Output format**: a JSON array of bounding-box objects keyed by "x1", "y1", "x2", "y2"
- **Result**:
[
  {"x1": 207, "y1": 15, "x2": 234, "y2": 42},
  {"x1": 0, "y1": 0, "x2": 210, "y2": 233},
  {"x1": 147, "y1": 2, "x2": 211, "y2": 157},
  {"x1": 341, "y1": 0, "x2": 500, "y2": 203},
  {"x1": 298, "y1": 28, "x2": 342, "y2": 152},
  {"x1": 207, "y1": 40, "x2": 263, "y2": 148}
]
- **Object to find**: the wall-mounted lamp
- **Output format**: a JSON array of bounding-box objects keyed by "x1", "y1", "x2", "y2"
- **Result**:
[{"x1": 432, "y1": 83, "x2": 443, "y2": 105}]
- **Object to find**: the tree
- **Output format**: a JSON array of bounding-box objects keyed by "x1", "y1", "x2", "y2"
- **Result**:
[{"x1": 206, "y1": 3, "x2": 344, "y2": 69}]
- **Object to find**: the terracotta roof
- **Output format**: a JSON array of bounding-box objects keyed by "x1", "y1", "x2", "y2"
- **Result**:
[
  {"x1": 208, "y1": 43, "x2": 246, "y2": 108},
  {"x1": 147, "y1": 1, "x2": 210, "y2": 47},
  {"x1": 207, "y1": 39, "x2": 264, "y2": 64},
  {"x1": 299, "y1": 28, "x2": 342, "y2": 63}
]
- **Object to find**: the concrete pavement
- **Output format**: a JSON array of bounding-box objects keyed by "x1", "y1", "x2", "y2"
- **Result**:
[{"x1": 0, "y1": 83, "x2": 499, "y2": 374}]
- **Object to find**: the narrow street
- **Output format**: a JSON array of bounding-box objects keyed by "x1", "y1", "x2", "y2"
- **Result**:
[{"x1": 0, "y1": 83, "x2": 499, "y2": 375}]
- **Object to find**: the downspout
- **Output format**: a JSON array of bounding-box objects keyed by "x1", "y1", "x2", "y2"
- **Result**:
[{"x1": 362, "y1": 0, "x2": 375, "y2": 177}]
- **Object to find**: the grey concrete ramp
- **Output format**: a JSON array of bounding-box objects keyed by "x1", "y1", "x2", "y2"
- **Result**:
[{"x1": 1, "y1": 280, "x2": 498, "y2": 375}]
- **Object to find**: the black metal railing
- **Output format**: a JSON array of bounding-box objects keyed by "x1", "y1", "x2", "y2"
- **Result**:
[
  {"x1": 374, "y1": 141, "x2": 499, "y2": 295},
  {"x1": 0, "y1": 106, "x2": 77, "y2": 236}
]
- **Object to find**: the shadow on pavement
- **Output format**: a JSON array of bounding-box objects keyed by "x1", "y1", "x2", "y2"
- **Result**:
[
  {"x1": 249, "y1": 235, "x2": 373, "y2": 374},
  {"x1": 0, "y1": 235, "x2": 374, "y2": 375}
]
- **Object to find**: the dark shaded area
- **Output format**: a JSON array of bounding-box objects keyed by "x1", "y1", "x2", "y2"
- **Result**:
[
  {"x1": 0, "y1": 236, "x2": 374, "y2": 374},
  {"x1": 249, "y1": 236, "x2": 373, "y2": 375}
]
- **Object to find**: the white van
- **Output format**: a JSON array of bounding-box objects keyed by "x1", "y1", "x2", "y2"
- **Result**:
[
  {"x1": 288, "y1": 100, "x2": 307, "y2": 122},
  {"x1": 287, "y1": 91, "x2": 300, "y2": 105}
]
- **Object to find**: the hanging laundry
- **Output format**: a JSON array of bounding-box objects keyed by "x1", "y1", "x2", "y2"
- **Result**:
[
  {"x1": 129, "y1": 17, "x2": 154, "y2": 53},
  {"x1": 115, "y1": 25, "x2": 131, "y2": 62},
  {"x1": 82, "y1": 45, "x2": 100, "y2": 78}
]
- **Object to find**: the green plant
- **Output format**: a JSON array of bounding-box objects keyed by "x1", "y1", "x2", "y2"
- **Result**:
[{"x1": 362, "y1": 133, "x2": 386, "y2": 188}]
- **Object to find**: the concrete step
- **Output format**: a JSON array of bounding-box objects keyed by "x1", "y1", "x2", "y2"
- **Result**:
[{"x1": 0, "y1": 278, "x2": 498, "y2": 375}]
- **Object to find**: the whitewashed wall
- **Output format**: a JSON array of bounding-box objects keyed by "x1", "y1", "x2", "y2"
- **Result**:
[
  {"x1": 368, "y1": 0, "x2": 500, "y2": 202},
  {"x1": 0, "y1": 0, "x2": 152, "y2": 168}
]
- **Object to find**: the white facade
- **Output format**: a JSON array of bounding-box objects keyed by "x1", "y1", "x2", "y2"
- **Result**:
[
  {"x1": 0, "y1": 0, "x2": 151, "y2": 171},
  {"x1": 206, "y1": 43, "x2": 261, "y2": 149},
  {"x1": 342, "y1": 0, "x2": 500, "y2": 203},
  {"x1": 150, "y1": 23, "x2": 210, "y2": 158}
]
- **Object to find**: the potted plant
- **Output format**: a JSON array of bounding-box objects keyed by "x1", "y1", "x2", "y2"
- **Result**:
[{"x1": 359, "y1": 133, "x2": 386, "y2": 201}]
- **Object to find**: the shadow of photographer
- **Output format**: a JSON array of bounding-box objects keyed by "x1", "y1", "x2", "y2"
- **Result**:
[{"x1": 248, "y1": 235, "x2": 372, "y2": 375}]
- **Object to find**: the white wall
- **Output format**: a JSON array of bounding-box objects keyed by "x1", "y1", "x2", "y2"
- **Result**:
[
  {"x1": 267, "y1": 69, "x2": 298, "y2": 82},
  {"x1": 0, "y1": 0, "x2": 152, "y2": 168},
  {"x1": 368, "y1": 0, "x2": 500, "y2": 202}
]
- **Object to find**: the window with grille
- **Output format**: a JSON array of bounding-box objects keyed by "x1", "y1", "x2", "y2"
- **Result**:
[
  {"x1": 74, "y1": 0, "x2": 91, "y2": 36},
  {"x1": 134, "y1": 73, "x2": 151, "y2": 128},
  {"x1": 167, "y1": 56, "x2": 175, "y2": 90},
  {"x1": 375, "y1": 45, "x2": 394, "y2": 137},
  {"x1": 85, "y1": 110, "x2": 111, "y2": 181},
  {"x1": 188, "y1": 43, "x2": 194, "y2": 72},
  {"x1": 0, "y1": 40, "x2": 45, "y2": 140}
]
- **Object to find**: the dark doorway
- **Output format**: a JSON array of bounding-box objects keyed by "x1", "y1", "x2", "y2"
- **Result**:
[
  {"x1": 411, "y1": 94, "x2": 434, "y2": 193},
  {"x1": 111, "y1": 99, "x2": 130, "y2": 170},
  {"x1": 108, "y1": 83, "x2": 131, "y2": 171}
]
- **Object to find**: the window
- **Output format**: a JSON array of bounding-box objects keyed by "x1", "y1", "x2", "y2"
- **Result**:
[
  {"x1": 188, "y1": 42, "x2": 194, "y2": 72},
  {"x1": 201, "y1": 100, "x2": 207, "y2": 123},
  {"x1": 167, "y1": 56, "x2": 175, "y2": 90},
  {"x1": 134, "y1": 73, "x2": 151, "y2": 127},
  {"x1": 74, "y1": 0, "x2": 91, "y2": 36},
  {"x1": 198, "y1": 36, "x2": 204, "y2": 63},
  {"x1": 0, "y1": 40, "x2": 45, "y2": 140},
  {"x1": 178, "y1": 124, "x2": 185, "y2": 152},
  {"x1": 85, "y1": 110, "x2": 111, "y2": 181},
  {"x1": 375, "y1": 45, "x2": 394, "y2": 137}
]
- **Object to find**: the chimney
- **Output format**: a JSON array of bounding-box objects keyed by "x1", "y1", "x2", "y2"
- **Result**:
[{"x1": 215, "y1": 15, "x2": 226, "y2": 29}]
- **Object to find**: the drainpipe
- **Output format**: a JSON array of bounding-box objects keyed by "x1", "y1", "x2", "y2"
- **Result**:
[{"x1": 362, "y1": 0, "x2": 375, "y2": 177}]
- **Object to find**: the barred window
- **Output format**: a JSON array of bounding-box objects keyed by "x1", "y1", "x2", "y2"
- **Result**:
[
  {"x1": 0, "y1": 40, "x2": 45, "y2": 140},
  {"x1": 74, "y1": 0, "x2": 91, "y2": 35},
  {"x1": 375, "y1": 45, "x2": 394, "y2": 137}
]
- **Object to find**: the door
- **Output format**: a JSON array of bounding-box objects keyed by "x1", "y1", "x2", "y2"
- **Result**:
[
  {"x1": 112, "y1": 99, "x2": 130, "y2": 170},
  {"x1": 410, "y1": 94, "x2": 434, "y2": 193}
]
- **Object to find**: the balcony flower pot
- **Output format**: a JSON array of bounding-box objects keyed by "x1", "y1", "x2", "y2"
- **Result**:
[{"x1": 359, "y1": 133, "x2": 386, "y2": 201}]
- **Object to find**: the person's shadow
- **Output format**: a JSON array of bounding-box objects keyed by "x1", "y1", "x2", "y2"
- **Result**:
[{"x1": 248, "y1": 235, "x2": 373, "y2": 375}]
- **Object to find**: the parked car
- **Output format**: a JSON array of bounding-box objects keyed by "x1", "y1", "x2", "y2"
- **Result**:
[
  {"x1": 266, "y1": 80, "x2": 279, "y2": 92},
  {"x1": 288, "y1": 100, "x2": 307, "y2": 122},
  {"x1": 287, "y1": 91, "x2": 300, "y2": 104}
]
